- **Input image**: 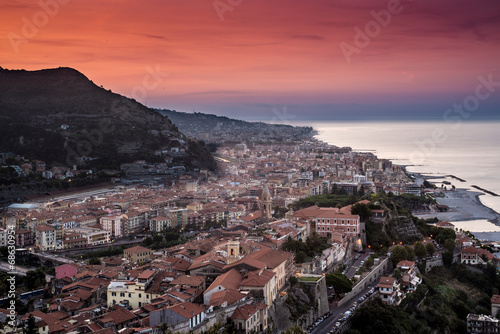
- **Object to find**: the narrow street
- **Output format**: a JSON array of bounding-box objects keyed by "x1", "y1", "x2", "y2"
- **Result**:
[{"x1": 311, "y1": 283, "x2": 377, "y2": 334}]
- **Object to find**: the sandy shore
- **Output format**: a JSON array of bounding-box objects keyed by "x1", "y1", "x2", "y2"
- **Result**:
[{"x1": 415, "y1": 188, "x2": 500, "y2": 224}]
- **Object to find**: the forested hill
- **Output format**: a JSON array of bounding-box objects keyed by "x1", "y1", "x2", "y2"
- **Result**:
[
  {"x1": 155, "y1": 109, "x2": 315, "y2": 144},
  {"x1": 0, "y1": 67, "x2": 216, "y2": 170}
]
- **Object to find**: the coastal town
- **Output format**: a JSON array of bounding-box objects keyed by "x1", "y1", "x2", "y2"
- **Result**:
[{"x1": 1, "y1": 134, "x2": 500, "y2": 334}]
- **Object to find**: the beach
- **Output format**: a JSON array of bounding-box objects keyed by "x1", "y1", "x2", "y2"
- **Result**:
[{"x1": 413, "y1": 183, "x2": 500, "y2": 240}]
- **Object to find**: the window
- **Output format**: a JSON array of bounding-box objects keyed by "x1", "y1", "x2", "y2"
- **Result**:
[
  {"x1": 120, "y1": 293, "x2": 125, "y2": 297},
  {"x1": 139, "y1": 293, "x2": 142, "y2": 298},
  {"x1": 112, "y1": 292, "x2": 116, "y2": 296},
  {"x1": 128, "y1": 293, "x2": 131, "y2": 298}
]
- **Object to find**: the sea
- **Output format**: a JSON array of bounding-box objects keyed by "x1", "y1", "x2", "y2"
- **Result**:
[{"x1": 291, "y1": 120, "x2": 500, "y2": 236}]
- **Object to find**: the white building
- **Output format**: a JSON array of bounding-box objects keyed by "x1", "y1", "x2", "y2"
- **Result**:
[
  {"x1": 100, "y1": 215, "x2": 124, "y2": 238},
  {"x1": 65, "y1": 227, "x2": 110, "y2": 246},
  {"x1": 377, "y1": 276, "x2": 401, "y2": 305},
  {"x1": 149, "y1": 216, "x2": 171, "y2": 232},
  {"x1": 35, "y1": 224, "x2": 57, "y2": 251}
]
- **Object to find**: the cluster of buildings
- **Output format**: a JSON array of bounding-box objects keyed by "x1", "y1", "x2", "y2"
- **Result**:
[
  {"x1": 377, "y1": 260, "x2": 422, "y2": 306},
  {"x1": 1, "y1": 140, "x2": 418, "y2": 254},
  {"x1": 0, "y1": 139, "x2": 430, "y2": 333},
  {"x1": 0, "y1": 152, "x2": 95, "y2": 181},
  {"x1": 3, "y1": 229, "x2": 299, "y2": 333}
]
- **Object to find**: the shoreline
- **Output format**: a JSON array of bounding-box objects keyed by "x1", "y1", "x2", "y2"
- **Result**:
[
  {"x1": 411, "y1": 173, "x2": 500, "y2": 239},
  {"x1": 309, "y1": 127, "x2": 500, "y2": 239}
]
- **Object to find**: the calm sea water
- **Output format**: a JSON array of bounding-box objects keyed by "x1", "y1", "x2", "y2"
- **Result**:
[{"x1": 293, "y1": 121, "x2": 500, "y2": 215}]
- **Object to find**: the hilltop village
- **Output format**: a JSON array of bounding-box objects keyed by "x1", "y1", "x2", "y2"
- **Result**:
[{"x1": 1, "y1": 138, "x2": 498, "y2": 334}]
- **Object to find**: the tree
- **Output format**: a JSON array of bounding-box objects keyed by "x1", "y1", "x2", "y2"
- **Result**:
[
  {"x1": 25, "y1": 268, "x2": 46, "y2": 290},
  {"x1": 414, "y1": 242, "x2": 427, "y2": 259},
  {"x1": 393, "y1": 268, "x2": 402, "y2": 282},
  {"x1": 426, "y1": 242, "x2": 435, "y2": 256},
  {"x1": 159, "y1": 322, "x2": 171, "y2": 334},
  {"x1": 423, "y1": 180, "x2": 435, "y2": 189},
  {"x1": 390, "y1": 246, "x2": 408, "y2": 266},
  {"x1": 351, "y1": 203, "x2": 372, "y2": 221},
  {"x1": 442, "y1": 251, "x2": 454, "y2": 266},
  {"x1": 143, "y1": 236, "x2": 153, "y2": 246},
  {"x1": 24, "y1": 314, "x2": 38, "y2": 334},
  {"x1": 88, "y1": 257, "x2": 101, "y2": 265},
  {"x1": 403, "y1": 245, "x2": 415, "y2": 261},
  {"x1": 295, "y1": 251, "x2": 307, "y2": 264},
  {"x1": 282, "y1": 326, "x2": 306, "y2": 334},
  {"x1": 325, "y1": 273, "x2": 353, "y2": 295},
  {"x1": 444, "y1": 238, "x2": 456, "y2": 252}
]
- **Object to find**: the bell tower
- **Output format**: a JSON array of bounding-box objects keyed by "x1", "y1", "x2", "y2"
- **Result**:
[
  {"x1": 260, "y1": 183, "x2": 272, "y2": 221},
  {"x1": 227, "y1": 240, "x2": 241, "y2": 264}
]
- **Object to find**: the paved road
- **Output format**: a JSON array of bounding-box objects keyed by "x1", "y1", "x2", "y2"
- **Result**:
[
  {"x1": 311, "y1": 282, "x2": 377, "y2": 334},
  {"x1": 0, "y1": 261, "x2": 53, "y2": 281},
  {"x1": 345, "y1": 253, "x2": 371, "y2": 278}
]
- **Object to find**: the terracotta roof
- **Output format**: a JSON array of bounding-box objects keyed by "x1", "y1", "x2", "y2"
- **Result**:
[
  {"x1": 437, "y1": 221, "x2": 455, "y2": 227},
  {"x1": 170, "y1": 275, "x2": 205, "y2": 287},
  {"x1": 244, "y1": 248, "x2": 293, "y2": 269},
  {"x1": 396, "y1": 260, "x2": 415, "y2": 268},
  {"x1": 46, "y1": 311, "x2": 69, "y2": 320},
  {"x1": 168, "y1": 302, "x2": 205, "y2": 319},
  {"x1": 378, "y1": 276, "x2": 395, "y2": 289},
  {"x1": 137, "y1": 270, "x2": 155, "y2": 280},
  {"x1": 206, "y1": 269, "x2": 243, "y2": 293},
  {"x1": 124, "y1": 246, "x2": 153, "y2": 254},
  {"x1": 462, "y1": 246, "x2": 479, "y2": 254},
  {"x1": 100, "y1": 305, "x2": 137, "y2": 325},
  {"x1": 209, "y1": 288, "x2": 246, "y2": 306},
  {"x1": 231, "y1": 303, "x2": 264, "y2": 321},
  {"x1": 240, "y1": 270, "x2": 274, "y2": 287},
  {"x1": 35, "y1": 224, "x2": 56, "y2": 232},
  {"x1": 492, "y1": 295, "x2": 500, "y2": 305}
]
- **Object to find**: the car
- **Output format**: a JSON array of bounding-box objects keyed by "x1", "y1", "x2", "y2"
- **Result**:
[
  {"x1": 336, "y1": 322, "x2": 341, "y2": 327},
  {"x1": 328, "y1": 286, "x2": 333, "y2": 290},
  {"x1": 360, "y1": 260, "x2": 365, "y2": 266}
]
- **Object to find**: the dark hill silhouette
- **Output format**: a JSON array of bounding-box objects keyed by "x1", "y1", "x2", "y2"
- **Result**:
[{"x1": 0, "y1": 67, "x2": 216, "y2": 171}]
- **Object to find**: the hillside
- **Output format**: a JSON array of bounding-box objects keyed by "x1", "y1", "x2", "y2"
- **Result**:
[
  {"x1": 156, "y1": 109, "x2": 315, "y2": 144},
  {"x1": 0, "y1": 67, "x2": 216, "y2": 170}
]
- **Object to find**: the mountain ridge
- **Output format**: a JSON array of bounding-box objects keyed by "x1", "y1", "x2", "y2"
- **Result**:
[
  {"x1": 0, "y1": 67, "x2": 217, "y2": 171},
  {"x1": 155, "y1": 108, "x2": 315, "y2": 144}
]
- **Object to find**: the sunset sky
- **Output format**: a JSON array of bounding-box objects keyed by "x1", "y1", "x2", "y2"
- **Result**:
[{"x1": 2, "y1": 0, "x2": 500, "y2": 120}]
